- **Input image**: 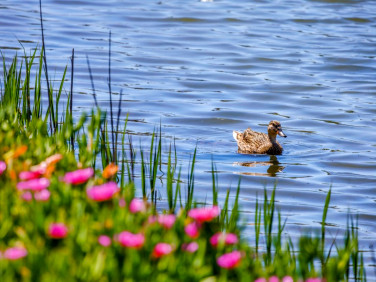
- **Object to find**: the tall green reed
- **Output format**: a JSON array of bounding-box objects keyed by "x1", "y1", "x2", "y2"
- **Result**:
[
  {"x1": 263, "y1": 185, "x2": 276, "y2": 265},
  {"x1": 39, "y1": 0, "x2": 56, "y2": 132},
  {"x1": 185, "y1": 146, "x2": 197, "y2": 211},
  {"x1": 252, "y1": 186, "x2": 366, "y2": 280}
]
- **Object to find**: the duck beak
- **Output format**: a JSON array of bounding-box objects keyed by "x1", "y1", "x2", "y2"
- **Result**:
[{"x1": 278, "y1": 129, "x2": 287, "y2": 138}]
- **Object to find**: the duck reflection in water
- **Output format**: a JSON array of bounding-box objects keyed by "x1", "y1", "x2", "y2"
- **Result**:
[{"x1": 233, "y1": 155, "x2": 285, "y2": 177}]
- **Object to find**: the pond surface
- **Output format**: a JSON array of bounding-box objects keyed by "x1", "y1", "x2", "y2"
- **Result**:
[{"x1": 1, "y1": 0, "x2": 375, "y2": 271}]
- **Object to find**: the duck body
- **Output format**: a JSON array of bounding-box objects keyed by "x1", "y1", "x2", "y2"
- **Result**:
[{"x1": 233, "y1": 120, "x2": 286, "y2": 155}]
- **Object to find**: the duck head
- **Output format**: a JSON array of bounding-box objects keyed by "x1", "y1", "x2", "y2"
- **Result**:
[{"x1": 268, "y1": 120, "x2": 287, "y2": 138}]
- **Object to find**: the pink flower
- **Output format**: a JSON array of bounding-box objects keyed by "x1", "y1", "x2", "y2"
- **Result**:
[
  {"x1": 3, "y1": 247, "x2": 28, "y2": 260},
  {"x1": 148, "y1": 215, "x2": 158, "y2": 224},
  {"x1": 19, "y1": 170, "x2": 43, "y2": 181},
  {"x1": 269, "y1": 276, "x2": 279, "y2": 282},
  {"x1": 45, "y1": 154, "x2": 63, "y2": 165},
  {"x1": 34, "y1": 189, "x2": 50, "y2": 202},
  {"x1": 129, "y1": 198, "x2": 147, "y2": 213},
  {"x1": 118, "y1": 198, "x2": 126, "y2": 208},
  {"x1": 86, "y1": 182, "x2": 119, "y2": 202},
  {"x1": 21, "y1": 191, "x2": 33, "y2": 201},
  {"x1": 48, "y1": 223, "x2": 68, "y2": 239},
  {"x1": 98, "y1": 235, "x2": 112, "y2": 247},
  {"x1": 188, "y1": 205, "x2": 220, "y2": 223},
  {"x1": 117, "y1": 231, "x2": 145, "y2": 249},
  {"x1": 29, "y1": 165, "x2": 46, "y2": 175},
  {"x1": 31, "y1": 154, "x2": 63, "y2": 174},
  {"x1": 0, "y1": 161, "x2": 6, "y2": 175},
  {"x1": 182, "y1": 242, "x2": 199, "y2": 253},
  {"x1": 17, "y1": 178, "x2": 50, "y2": 191},
  {"x1": 216, "y1": 250, "x2": 242, "y2": 269},
  {"x1": 282, "y1": 276, "x2": 294, "y2": 282},
  {"x1": 209, "y1": 232, "x2": 238, "y2": 247},
  {"x1": 63, "y1": 167, "x2": 94, "y2": 185},
  {"x1": 254, "y1": 279, "x2": 267, "y2": 282},
  {"x1": 152, "y1": 243, "x2": 173, "y2": 258},
  {"x1": 158, "y1": 214, "x2": 176, "y2": 229},
  {"x1": 185, "y1": 222, "x2": 200, "y2": 239}
]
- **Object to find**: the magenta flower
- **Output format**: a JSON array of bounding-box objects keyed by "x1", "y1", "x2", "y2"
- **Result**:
[
  {"x1": 158, "y1": 214, "x2": 176, "y2": 229},
  {"x1": 148, "y1": 215, "x2": 158, "y2": 224},
  {"x1": 19, "y1": 170, "x2": 43, "y2": 181},
  {"x1": 188, "y1": 205, "x2": 220, "y2": 223},
  {"x1": 269, "y1": 276, "x2": 279, "y2": 282},
  {"x1": 282, "y1": 276, "x2": 294, "y2": 282},
  {"x1": 34, "y1": 189, "x2": 51, "y2": 202},
  {"x1": 216, "y1": 250, "x2": 242, "y2": 269},
  {"x1": 63, "y1": 167, "x2": 94, "y2": 185},
  {"x1": 117, "y1": 231, "x2": 145, "y2": 249},
  {"x1": 86, "y1": 182, "x2": 119, "y2": 202},
  {"x1": 0, "y1": 161, "x2": 6, "y2": 175},
  {"x1": 210, "y1": 232, "x2": 238, "y2": 247},
  {"x1": 48, "y1": 223, "x2": 68, "y2": 239},
  {"x1": 118, "y1": 198, "x2": 126, "y2": 208},
  {"x1": 129, "y1": 198, "x2": 147, "y2": 213},
  {"x1": 185, "y1": 222, "x2": 200, "y2": 239},
  {"x1": 3, "y1": 247, "x2": 28, "y2": 260},
  {"x1": 21, "y1": 191, "x2": 33, "y2": 202},
  {"x1": 152, "y1": 243, "x2": 173, "y2": 258},
  {"x1": 17, "y1": 178, "x2": 50, "y2": 191},
  {"x1": 98, "y1": 235, "x2": 112, "y2": 247},
  {"x1": 182, "y1": 242, "x2": 199, "y2": 253}
]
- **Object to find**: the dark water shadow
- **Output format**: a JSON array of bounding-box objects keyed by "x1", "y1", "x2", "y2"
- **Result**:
[{"x1": 233, "y1": 155, "x2": 285, "y2": 177}]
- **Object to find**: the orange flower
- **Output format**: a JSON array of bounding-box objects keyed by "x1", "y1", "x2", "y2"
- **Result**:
[
  {"x1": 102, "y1": 163, "x2": 118, "y2": 179},
  {"x1": 9, "y1": 170, "x2": 17, "y2": 181},
  {"x1": 4, "y1": 145, "x2": 28, "y2": 163},
  {"x1": 45, "y1": 154, "x2": 63, "y2": 166},
  {"x1": 13, "y1": 145, "x2": 28, "y2": 159},
  {"x1": 43, "y1": 164, "x2": 56, "y2": 178}
]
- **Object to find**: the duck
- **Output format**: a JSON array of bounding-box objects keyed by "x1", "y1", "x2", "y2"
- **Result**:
[{"x1": 233, "y1": 120, "x2": 287, "y2": 155}]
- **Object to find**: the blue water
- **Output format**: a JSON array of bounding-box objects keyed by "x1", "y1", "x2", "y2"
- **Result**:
[{"x1": 1, "y1": 0, "x2": 376, "y2": 272}]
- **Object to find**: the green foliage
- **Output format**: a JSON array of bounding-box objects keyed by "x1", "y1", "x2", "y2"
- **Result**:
[{"x1": 0, "y1": 50, "x2": 367, "y2": 281}]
